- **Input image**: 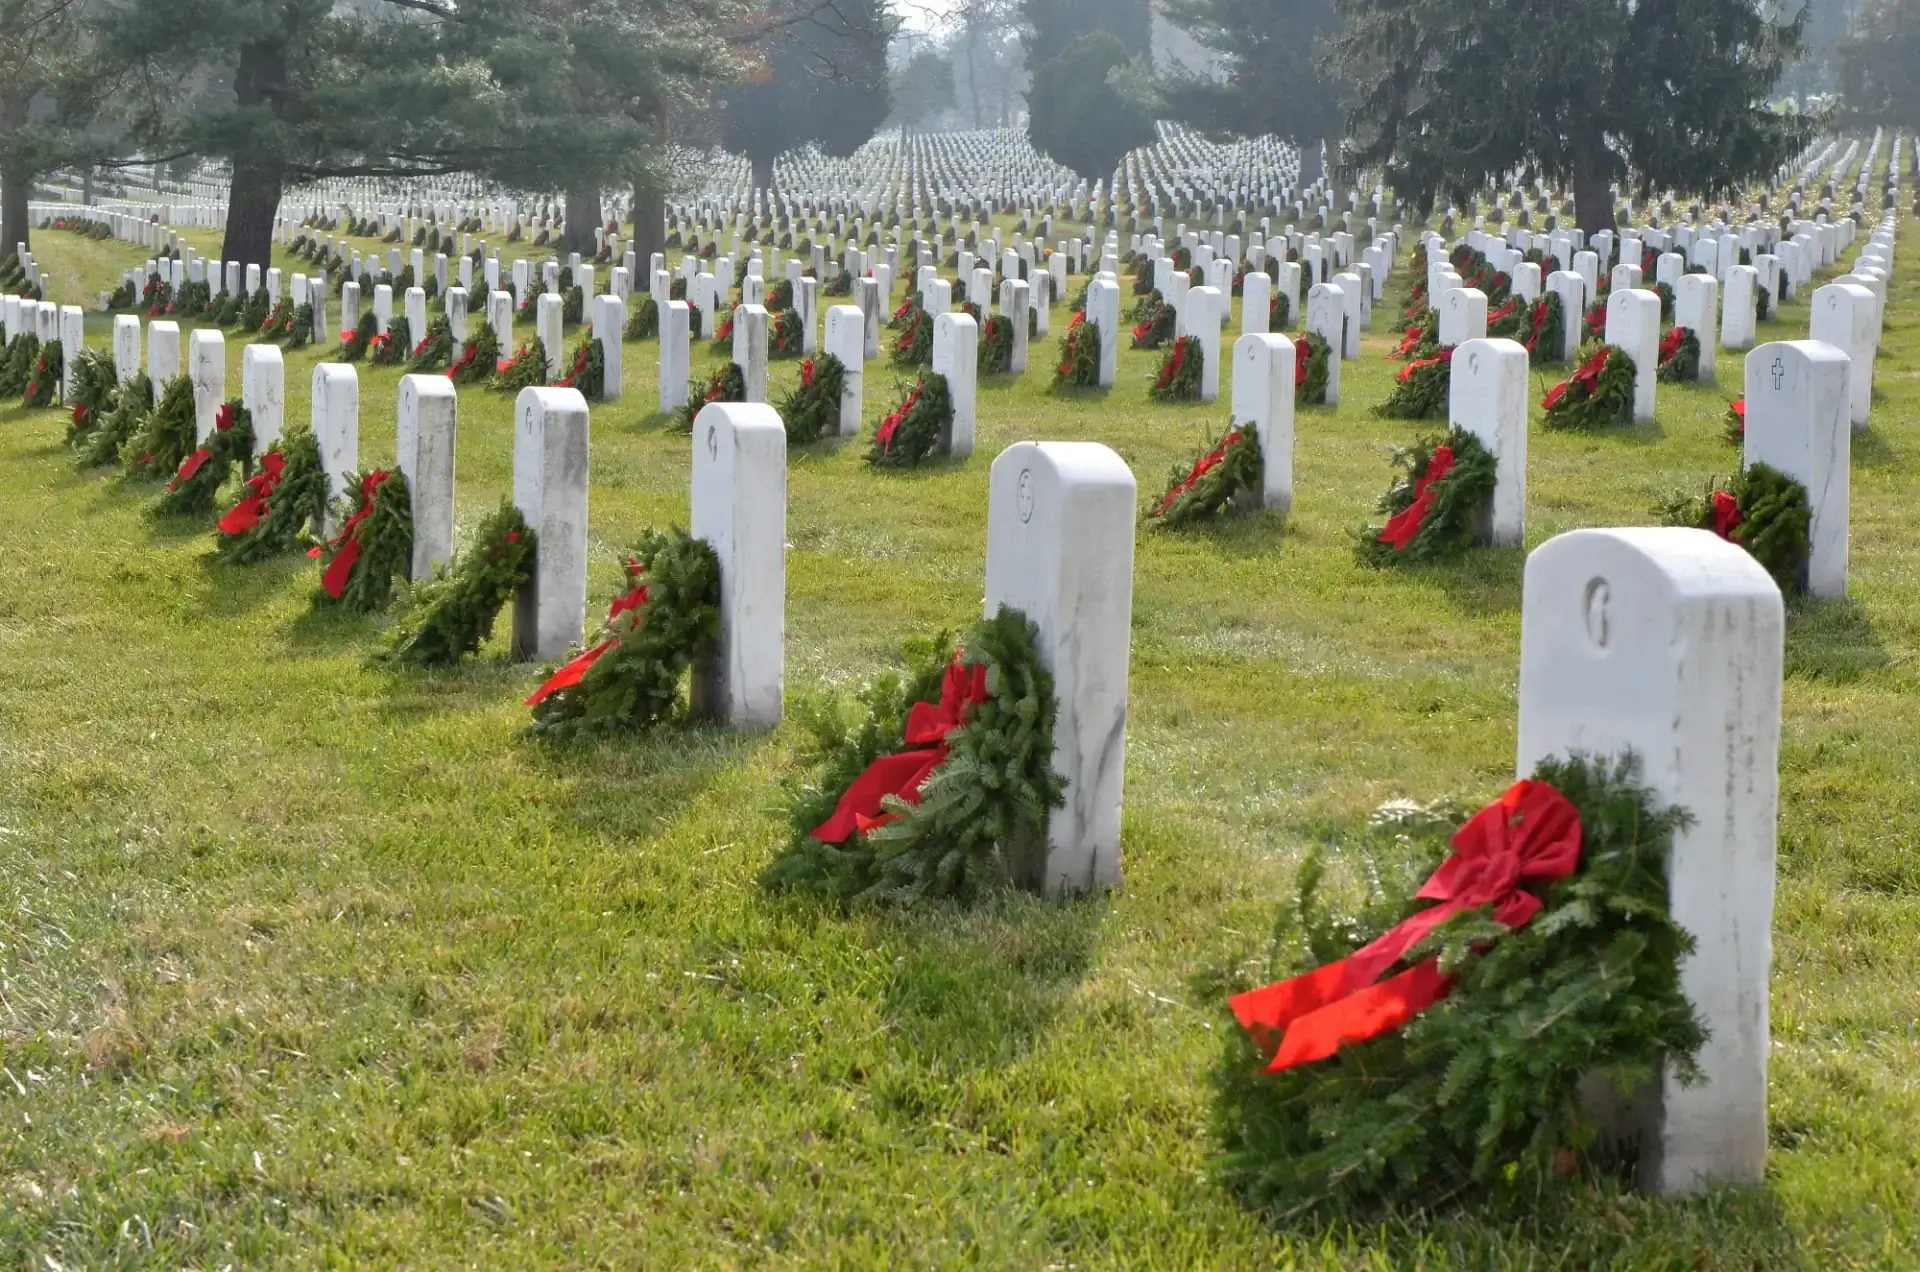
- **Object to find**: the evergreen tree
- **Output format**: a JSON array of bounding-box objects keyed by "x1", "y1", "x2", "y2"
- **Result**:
[
  {"x1": 0, "y1": 0, "x2": 115, "y2": 269},
  {"x1": 719, "y1": 0, "x2": 896, "y2": 195},
  {"x1": 1157, "y1": 0, "x2": 1344, "y2": 181},
  {"x1": 1021, "y1": 0, "x2": 1150, "y2": 65},
  {"x1": 1026, "y1": 31, "x2": 1155, "y2": 181},
  {"x1": 1837, "y1": 0, "x2": 1920, "y2": 127},
  {"x1": 1329, "y1": 0, "x2": 1811, "y2": 234}
]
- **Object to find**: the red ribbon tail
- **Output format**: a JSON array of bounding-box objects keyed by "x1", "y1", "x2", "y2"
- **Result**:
[
  {"x1": 810, "y1": 746, "x2": 948, "y2": 844},
  {"x1": 218, "y1": 495, "x2": 266, "y2": 535},
  {"x1": 321, "y1": 538, "x2": 362, "y2": 598},
  {"x1": 1265, "y1": 960, "x2": 1454, "y2": 1073},
  {"x1": 525, "y1": 641, "x2": 617, "y2": 707}
]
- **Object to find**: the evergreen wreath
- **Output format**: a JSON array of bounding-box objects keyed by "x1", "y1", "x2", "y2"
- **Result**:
[
  {"x1": 1724, "y1": 398, "x2": 1745, "y2": 446},
  {"x1": 868, "y1": 374, "x2": 952, "y2": 468},
  {"x1": 1392, "y1": 313, "x2": 1439, "y2": 361},
  {"x1": 554, "y1": 335, "x2": 606, "y2": 400},
  {"x1": 1656, "y1": 462, "x2": 1811, "y2": 595},
  {"x1": 1485, "y1": 296, "x2": 1528, "y2": 342},
  {"x1": 107, "y1": 278, "x2": 137, "y2": 311},
  {"x1": 892, "y1": 305, "x2": 933, "y2": 367},
  {"x1": 1526, "y1": 294, "x2": 1564, "y2": 365},
  {"x1": 155, "y1": 400, "x2": 254, "y2": 519},
  {"x1": 65, "y1": 348, "x2": 117, "y2": 445},
  {"x1": 78, "y1": 372, "x2": 150, "y2": 468},
  {"x1": 494, "y1": 338, "x2": 550, "y2": 393},
  {"x1": 824, "y1": 267, "x2": 853, "y2": 297},
  {"x1": 1355, "y1": 426, "x2": 1499, "y2": 567},
  {"x1": 1149, "y1": 425, "x2": 1262, "y2": 527},
  {"x1": 287, "y1": 303, "x2": 315, "y2": 350},
  {"x1": 1655, "y1": 326, "x2": 1700, "y2": 383},
  {"x1": 381, "y1": 501, "x2": 536, "y2": 668},
  {"x1": 410, "y1": 313, "x2": 454, "y2": 371},
  {"x1": 370, "y1": 314, "x2": 412, "y2": 367},
  {"x1": 712, "y1": 305, "x2": 737, "y2": 349},
  {"x1": 760, "y1": 608, "x2": 1065, "y2": 908},
  {"x1": 1209, "y1": 752, "x2": 1705, "y2": 1218},
  {"x1": 676, "y1": 361, "x2": 746, "y2": 433},
  {"x1": 338, "y1": 311, "x2": 378, "y2": 362},
  {"x1": 625, "y1": 296, "x2": 659, "y2": 340},
  {"x1": 22, "y1": 338, "x2": 63, "y2": 408},
  {"x1": 1375, "y1": 346, "x2": 1453, "y2": 420},
  {"x1": 448, "y1": 325, "x2": 500, "y2": 385},
  {"x1": 889, "y1": 297, "x2": 917, "y2": 330},
  {"x1": 779, "y1": 355, "x2": 844, "y2": 446},
  {"x1": 1150, "y1": 334, "x2": 1204, "y2": 402},
  {"x1": 563, "y1": 285, "x2": 584, "y2": 326},
  {"x1": 129, "y1": 374, "x2": 199, "y2": 477},
  {"x1": 240, "y1": 287, "x2": 271, "y2": 333},
  {"x1": 310, "y1": 468, "x2": 415, "y2": 614},
  {"x1": 770, "y1": 308, "x2": 805, "y2": 358},
  {"x1": 767, "y1": 277, "x2": 794, "y2": 312},
  {"x1": 1053, "y1": 312, "x2": 1099, "y2": 389},
  {"x1": 261, "y1": 298, "x2": 293, "y2": 342},
  {"x1": 1295, "y1": 332, "x2": 1331, "y2": 407},
  {"x1": 215, "y1": 425, "x2": 329, "y2": 564},
  {"x1": 525, "y1": 528, "x2": 721, "y2": 739},
  {"x1": 1270, "y1": 290, "x2": 1291, "y2": 330},
  {"x1": 1131, "y1": 299, "x2": 1176, "y2": 350},
  {"x1": 978, "y1": 312, "x2": 1015, "y2": 375},
  {"x1": 1653, "y1": 281, "x2": 1676, "y2": 322},
  {"x1": 1541, "y1": 343, "x2": 1636, "y2": 431},
  {"x1": 0, "y1": 333, "x2": 37, "y2": 397}
]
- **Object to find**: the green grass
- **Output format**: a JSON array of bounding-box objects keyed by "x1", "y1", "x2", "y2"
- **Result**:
[{"x1": 0, "y1": 212, "x2": 1915, "y2": 1269}]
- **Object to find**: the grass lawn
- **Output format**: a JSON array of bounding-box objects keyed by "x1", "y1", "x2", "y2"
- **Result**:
[{"x1": 0, "y1": 211, "x2": 1914, "y2": 1269}]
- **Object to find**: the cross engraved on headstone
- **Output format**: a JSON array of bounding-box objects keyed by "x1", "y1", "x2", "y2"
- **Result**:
[
  {"x1": 1583, "y1": 578, "x2": 1611, "y2": 648},
  {"x1": 1017, "y1": 468, "x2": 1035, "y2": 523},
  {"x1": 1770, "y1": 357, "x2": 1785, "y2": 390}
]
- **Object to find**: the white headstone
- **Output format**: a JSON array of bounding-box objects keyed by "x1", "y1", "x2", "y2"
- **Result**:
[
  {"x1": 113, "y1": 314, "x2": 141, "y2": 384},
  {"x1": 1438, "y1": 287, "x2": 1488, "y2": 347},
  {"x1": 311, "y1": 364, "x2": 359, "y2": 536},
  {"x1": 396, "y1": 375, "x2": 457, "y2": 580},
  {"x1": 591, "y1": 295, "x2": 624, "y2": 401},
  {"x1": 1242, "y1": 269, "x2": 1271, "y2": 337},
  {"x1": 824, "y1": 305, "x2": 864, "y2": 437},
  {"x1": 688, "y1": 402, "x2": 787, "y2": 729},
  {"x1": 1181, "y1": 285, "x2": 1223, "y2": 403},
  {"x1": 511, "y1": 387, "x2": 591, "y2": 661},
  {"x1": 983, "y1": 441, "x2": 1136, "y2": 895},
  {"x1": 1087, "y1": 279, "x2": 1120, "y2": 387},
  {"x1": 59, "y1": 306, "x2": 85, "y2": 399},
  {"x1": 1673, "y1": 273, "x2": 1719, "y2": 382},
  {"x1": 537, "y1": 292, "x2": 564, "y2": 378},
  {"x1": 932, "y1": 311, "x2": 978, "y2": 457},
  {"x1": 1744, "y1": 341, "x2": 1851, "y2": 597},
  {"x1": 1545, "y1": 271, "x2": 1586, "y2": 363},
  {"x1": 1809, "y1": 283, "x2": 1876, "y2": 430},
  {"x1": 1517, "y1": 527, "x2": 1782, "y2": 1196},
  {"x1": 1448, "y1": 338, "x2": 1528, "y2": 546},
  {"x1": 148, "y1": 321, "x2": 181, "y2": 387},
  {"x1": 1231, "y1": 334, "x2": 1294, "y2": 513},
  {"x1": 660, "y1": 300, "x2": 692, "y2": 412},
  {"x1": 732, "y1": 302, "x2": 769, "y2": 404},
  {"x1": 188, "y1": 329, "x2": 225, "y2": 442},
  {"x1": 241, "y1": 343, "x2": 284, "y2": 454},
  {"x1": 1605, "y1": 289, "x2": 1661, "y2": 422},
  {"x1": 1721, "y1": 266, "x2": 1757, "y2": 352},
  {"x1": 1304, "y1": 284, "x2": 1344, "y2": 405}
]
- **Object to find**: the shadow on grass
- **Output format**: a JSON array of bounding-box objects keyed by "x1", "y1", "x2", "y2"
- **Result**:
[
  {"x1": 1375, "y1": 545, "x2": 1525, "y2": 617},
  {"x1": 283, "y1": 597, "x2": 390, "y2": 651},
  {"x1": 192, "y1": 549, "x2": 311, "y2": 619},
  {"x1": 518, "y1": 721, "x2": 774, "y2": 840},
  {"x1": 1851, "y1": 426, "x2": 1898, "y2": 468},
  {"x1": 1149, "y1": 507, "x2": 1291, "y2": 561},
  {"x1": 1785, "y1": 597, "x2": 1893, "y2": 683}
]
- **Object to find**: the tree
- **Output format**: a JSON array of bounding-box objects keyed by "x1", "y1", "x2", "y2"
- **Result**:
[
  {"x1": 1837, "y1": 0, "x2": 1920, "y2": 127},
  {"x1": 947, "y1": 0, "x2": 1024, "y2": 128},
  {"x1": 0, "y1": 0, "x2": 113, "y2": 267},
  {"x1": 1026, "y1": 31, "x2": 1155, "y2": 180},
  {"x1": 892, "y1": 49, "x2": 956, "y2": 132},
  {"x1": 1157, "y1": 0, "x2": 1344, "y2": 181},
  {"x1": 1021, "y1": 0, "x2": 1150, "y2": 66},
  {"x1": 1329, "y1": 0, "x2": 1811, "y2": 235},
  {"x1": 719, "y1": 0, "x2": 896, "y2": 194}
]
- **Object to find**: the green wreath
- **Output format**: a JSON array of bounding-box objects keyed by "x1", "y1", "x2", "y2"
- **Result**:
[
  {"x1": 978, "y1": 312, "x2": 1015, "y2": 376},
  {"x1": 129, "y1": 374, "x2": 199, "y2": 478},
  {"x1": 525, "y1": 528, "x2": 721, "y2": 739},
  {"x1": 767, "y1": 278, "x2": 794, "y2": 312},
  {"x1": 65, "y1": 348, "x2": 118, "y2": 445},
  {"x1": 770, "y1": 308, "x2": 805, "y2": 359},
  {"x1": 1655, "y1": 327, "x2": 1701, "y2": 383},
  {"x1": 625, "y1": 296, "x2": 660, "y2": 341},
  {"x1": 1149, "y1": 425, "x2": 1262, "y2": 527},
  {"x1": 338, "y1": 311, "x2": 377, "y2": 362},
  {"x1": 411, "y1": 313, "x2": 454, "y2": 371},
  {"x1": 555, "y1": 335, "x2": 605, "y2": 400},
  {"x1": 1355, "y1": 425, "x2": 1499, "y2": 567},
  {"x1": 676, "y1": 360, "x2": 746, "y2": 433},
  {"x1": 494, "y1": 338, "x2": 550, "y2": 393},
  {"x1": 1375, "y1": 347, "x2": 1453, "y2": 420},
  {"x1": 1053, "y1": 314, "x2": 1099, "y2": 389},
  {"x1": 1653, "y1": 281, "x2": 1675, "y2": 323},
  {"x1": 1209, "y1": 752, "x2": 1705, "y2": 1217},
  {"x1": 154, "y1": 400, "x2": 254, "y2": 518},
  {"x1": 1131, "y1": 300, "x2": 1176, "y2": 350},
  {"x1": 287, "y1": 303, "x2": 314, "y2": 350},
  {"x1": 867, "y1": 374, "x2": 952, "y2": 468},
  {"x1": 759, "y1": 607, "x2": 1065, "y2": 908},
  {"x1": 240, "y1": 287, "x2": 271, "y2": 333},
  {"x1": 1270, "y1": 291, "x2": 1292, "y2": 330},
  {"x1": 1526, "y1": 294, "x2": 1565, "y2": 365},
  {"x1": 311, "y1": 468, "x2": 415, "y2": 614},
  {"x1": 259, "y1": 297, "x2": 292, "y2": 340},
  {"x1": 448, "y1": 325, "x2": 499, "y2": 385},
  {"x1": 0, "y1": 333, "x2": 38, "y2": 397},
  {"x1": 1150, "y1": 335, "x2": 1205, "y2": 402},
  {"x1": 1656, "y1": 461, "x2": 1811, "y2": 595},
  {"x1": 1541, "y1": 342, "x2": 1636, "y2": 431},
  {"x1": 892, "y1": 305, "x2": 933, "y2": 367},
  {"x1": 371, "y1": 314, "x2": 412, "y2": 367},
  {"x1": 1295, "y1": 332, "x2": 1331, "y2": 407},
  {"x1": 381, "y1": 501, "x2": 535, "y2": 668},
  {"x1": 215, "y1": 423, "x2": 329, "y2": 564},
  {"x1": 77, "y1": 372, "x2": 150, "y2": 468},
  {"x1": 22, "y1": 338, "x2": 62, "y2": 408},
  {"x1": 779, "y1": 355, "x2": 845, "y2": 446}
]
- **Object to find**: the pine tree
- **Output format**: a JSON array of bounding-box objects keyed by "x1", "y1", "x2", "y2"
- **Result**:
[
  {"x1": 1328, "y1": 0, "x2": 1811, "y2": 234},
  {"x1": 1157, "y1": 0, "x2": 1344, "y2": 180},
  {"x1": 1026, "y1": 32, "x2": 1156, "y2": 180}
]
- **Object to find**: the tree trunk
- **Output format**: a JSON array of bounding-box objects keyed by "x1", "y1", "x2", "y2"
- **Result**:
[
  {"x1": 1572, "y1": 148, "x2": 1616, "y2": 238},
  {"x1": 630, "y1": 172, "x2": 666, "y2": 269},
  {"x1": 561, "y1": 180, "x2": 600, "y2": 256},
  {"x1": 222, "y1": 34, "x2": 288, "y2": 274},
  {"x1": 0, "y1": 156, "x2": 30, "y2": 267}
]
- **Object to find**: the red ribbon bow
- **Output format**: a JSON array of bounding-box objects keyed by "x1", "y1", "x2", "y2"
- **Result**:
[
  {"x1": 1231, "y1": 780, "x2": 1582, "y2": 1073},
  {"x1": 811, "y1": 656, "x2": 992, "y2": 843},
  {"x1": 1375, "y1": 445, "x2": 1457, "y2": 551},
  {"x1": 214, "y1": 403, "x2": 234, "y2": 433},
  {"x1": 1712, "y1": 489, "x2": 1743, "y2": 540},
  {"x1": 1159, "y1": 431, "x2": 1238, "y2": 515},
  {"x1": 309, "y1": 469, "x2": 393, "y2": 598},
  {"x1": 1658, "y1": 326, "x2": 1687, "y2": 365},
  {"x1": 1294, "y1": 336, "x2": 1312, "y2": 388},
  {"x1": 1396, "y1": 346, "x2": 1452, "y2": 383},
  {"x1": 169, "y1": 448, "x2": 213, "y2": 491}
]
